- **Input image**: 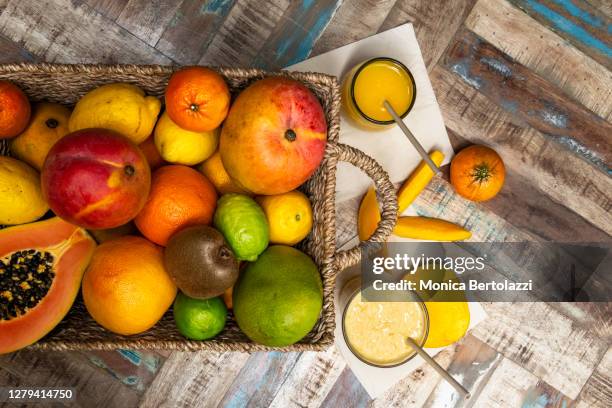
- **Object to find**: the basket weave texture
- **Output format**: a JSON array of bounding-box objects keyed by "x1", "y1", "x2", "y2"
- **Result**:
[{"x1": 0, "y1": 63, "x2": 397, "y2": 352}]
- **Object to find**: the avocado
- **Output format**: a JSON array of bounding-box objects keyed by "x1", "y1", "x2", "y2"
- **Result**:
[{"x1": 164, "y1": 225, "x2": 239, "y2": 299}]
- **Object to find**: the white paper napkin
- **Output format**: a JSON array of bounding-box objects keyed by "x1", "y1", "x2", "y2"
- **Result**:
[{"x1": 287, "y1": 23, "x2": 454, "y2": 203}]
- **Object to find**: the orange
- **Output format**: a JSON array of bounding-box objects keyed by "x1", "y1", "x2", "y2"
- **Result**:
[
  {"x1": 199, "y1": 151, "x2": 249, "y2": 195},
  {"x1": 135, "y1": 165, "x2": 217, "y2": 246},
  {"x1": 138, "y1": 135, "x2": 166, "y2": 170},
  {"x1": 11, "y1": 102, "x2": 71, "y2": 170},
  {"x1": 450, "y1": 145, "x2": 505, "y2": 202},
  {"x1": 165, "y1": 67, "x2": 230, "y2": 132},
  {"x1": 82, "y1": 236, "x2": 177, "y2": 335},
  {"x1": 0, "y1": 80, "x2": 31, "y2": 139}
]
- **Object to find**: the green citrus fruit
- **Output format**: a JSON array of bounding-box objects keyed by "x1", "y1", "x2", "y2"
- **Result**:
[
  {"x1": 233, "y1": 245, "x2": 323, "y2": 346},
  {"x1": 213, "y1": 194, "x2": 269, "y2": 261},
  {"x1": 173, "y1": 293, "x2": 227, "y2": 340}
]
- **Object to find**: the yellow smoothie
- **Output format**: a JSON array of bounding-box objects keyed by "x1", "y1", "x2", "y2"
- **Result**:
[
  {"x1": 342, "y1": 58, "x2": 416, "y2": 129},
  {"x1": 343, "y1": 293, "x2": 427, "y2": 366}
]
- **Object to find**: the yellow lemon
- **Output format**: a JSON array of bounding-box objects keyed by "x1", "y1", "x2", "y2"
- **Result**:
[
  {"x1": 256, "y1": 191, "x2": 313, "y2": 245},
  {"x1": 0, "y1": 157, "x2": 48, "y2": 225},
  {"x1": 198, "y1": 151, "x2": 249, "y2": 195},
  {"x1": 154, "y1": 112, "x2": 218, "y2": 165},
  {"x1": 423, "y1": 268, "x2": 470, "y2": 348},
  {"x1": 11, "y1": 103, "x2": 71, "y2": 170},
  {"x1": 69, "y1": 83, "x2": 161, "y2": 144},
  {"x1": 424, "y1": 301, "x2": 470, "y2": 347}
]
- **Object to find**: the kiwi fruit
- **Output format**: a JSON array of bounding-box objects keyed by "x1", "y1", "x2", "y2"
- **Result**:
[{"x1": 164, "y1": 225, "x2": 239, "y2": 299}]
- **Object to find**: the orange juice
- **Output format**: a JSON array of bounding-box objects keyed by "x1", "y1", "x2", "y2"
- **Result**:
[{"x1": 342, "y1": 58, "x2": 416, "y2": 129}]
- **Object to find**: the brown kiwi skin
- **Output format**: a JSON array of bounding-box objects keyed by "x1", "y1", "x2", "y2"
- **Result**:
[{"x1": 164, "y1": 225, "x2": 239, "y2": 299}]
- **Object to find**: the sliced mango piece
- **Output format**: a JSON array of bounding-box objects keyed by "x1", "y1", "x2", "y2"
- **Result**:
[
  {"x1": 393, "y1": 216, "x2": 471, "y2": 241},
  {"x1": 397, "y1": 150, "x2": 444, "y2": 214},
  {"x1": 357, "y1": 186, "x2": 381, "y2": 241}
]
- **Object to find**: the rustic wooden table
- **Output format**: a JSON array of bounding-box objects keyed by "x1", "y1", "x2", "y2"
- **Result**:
[{"x1": 0, "y1": 0, "x2": 610, "y2": 407}]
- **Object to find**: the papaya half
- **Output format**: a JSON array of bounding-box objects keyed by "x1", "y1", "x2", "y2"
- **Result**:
[{"x1": 0, "y1": 217, "x2": 96, "y2": 354}]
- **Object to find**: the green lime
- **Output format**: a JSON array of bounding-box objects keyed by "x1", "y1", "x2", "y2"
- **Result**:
[
  {"x1": 213, "y1": 194, "x2": 269, "y2": 261},
  {"x1": 233, "y1": 245, "x2": 323, "y2": 347},
  {"x1": 173, "y1": 293, "x2": 227, "y2": 340}
]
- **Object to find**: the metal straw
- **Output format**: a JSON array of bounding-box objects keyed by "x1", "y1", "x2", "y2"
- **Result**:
[
  {"x1": 383, "y1": 100, "x2": 441, "y2": 174},
  {"x1": 405, "y1": 337, "x2": 471, "y2": 399}
]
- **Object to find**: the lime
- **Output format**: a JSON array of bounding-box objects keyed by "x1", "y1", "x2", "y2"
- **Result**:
[
  {"x1": 173, "y1": 293, "x2": 227, "y2": 340},
  {"x1": 233, "y1": 245, "x2": 323, "y2": 347},
  {"x1": 213, "y1": 194, "x2": 269, "y2": 261}
]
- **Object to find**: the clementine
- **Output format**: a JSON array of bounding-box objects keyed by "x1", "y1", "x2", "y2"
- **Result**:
[
  {"x1": 165, "y1": 67, "x2": 230, "y2": 132},
  {"x1": 82, "y1": 236, "x2": 177, "y2": 335},
  {"x1": 135, "y1": 165, "x2": 217, "y2": 246},
  {"x1": 0, "y1": 80, "x2": 31, "y2": 139},
  {"x1": 450, "y1": 145, "x2": 505, "y2": 202}
]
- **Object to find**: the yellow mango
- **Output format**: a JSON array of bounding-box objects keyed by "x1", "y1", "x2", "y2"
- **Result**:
[
  {"x1": 397, "y1": 150, "x2": 444, "y2": 214},
  {"x1": 393, "y1": 216, "x2": 471, "y2": 241}
]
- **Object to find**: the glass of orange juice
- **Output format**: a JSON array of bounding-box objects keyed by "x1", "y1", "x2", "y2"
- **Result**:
[{"x1": 342, "y1": 57, "x2": 416, "y2": 129}]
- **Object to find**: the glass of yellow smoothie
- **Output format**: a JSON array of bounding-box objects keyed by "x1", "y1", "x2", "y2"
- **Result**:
[
  {"x1": 341, "y1": 57, "x2": 416, "y2": 130},
  {"x1": 340, "y1": 278, "x2": 429, "y2": 367}
]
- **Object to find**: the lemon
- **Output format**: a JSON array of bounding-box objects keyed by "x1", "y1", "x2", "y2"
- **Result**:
[
  {"x1": 0, "y1": 157, "x2": 48, "y2": 225},
  {"x1": 423, "y1": 268, "x2": 470, "y2": 348},
  {"x1": 256, "y1": 191, "x2": 313, "y2": 245},
  {"x1": 154, "y1": 112, "x2": 218, "y2": 165},
  {"x1": 198, "y1": 151, "x2": 249, "y2": 195},
  {"x1": 69, "y1": 83, "x2": 161, "y2": 144}
]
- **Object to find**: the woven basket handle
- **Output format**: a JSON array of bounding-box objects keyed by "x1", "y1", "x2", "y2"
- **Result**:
[{"x1": 333, "y1": 143, "x2": 398, "y2": 270}]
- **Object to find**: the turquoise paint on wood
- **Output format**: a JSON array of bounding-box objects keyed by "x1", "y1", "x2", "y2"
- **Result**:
[
  {"x1": 444, "y1": 29, "x2": 612, "y2": 174},
  {"x1": 510, "y1": 0, "x2": 612, "y2": 66},
  {"x1": 220, "y1": 352, "x2": 302, "y2": 408},
  {"x1": 253, "y1": 0, "x2": 342, "y2": 69}
]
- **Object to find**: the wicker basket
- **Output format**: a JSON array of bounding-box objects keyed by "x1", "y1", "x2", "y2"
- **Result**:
[{"x1": 0, "y1": 63, "x2": 398, "y2": 352}]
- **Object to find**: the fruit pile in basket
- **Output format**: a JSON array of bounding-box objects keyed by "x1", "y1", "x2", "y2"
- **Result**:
[{"x1": 0, "y1": 67, "x2": 329, "y2": 353}]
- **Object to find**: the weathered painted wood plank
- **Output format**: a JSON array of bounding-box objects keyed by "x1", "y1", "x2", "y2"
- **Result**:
[
  {"x1": 379, "y1": 0, "x2": 477, "y2": 69},
  {"x1": 198, "y1": 0, "x2": 290, "y2": 67},
  {"x1": 587, "y1": 0, "x2": 612, "y2": 18},
  {"x1": 509, "y1": 0, "x2": 611, "y2": 68},
  {"x1": 266, "y1": 347, "x2": 346, "y2": 408},
  {"x1": 465, "y1": 0, "x2": 612, "y2": 121},
  {"x1": 371, "y1": 348, "x2": 456, "y2": 407},
  {"x1": 575, "y1": 346, "x2": 612, "y2": 407},
  {"x1": 252, "y1": 0, "x2": 342, "y2": 69},
  {"x1": 0, "y1": 351, "x2": 142, "y2": 407},
  {"x1": 216, "y1": 352, "x2": 302, "y2": 408},
  {"x1": 154, "y1": 0, "x2": 235, "y2": 65},
  {"x1": 319, "y1": 366, "x2": 371, "y2": 408},
  {"x1": 139, "y1": 351, "x2": 250, "y2": 408},
  {"x1": 0, "y1": 0, "x2": 172, "y2": 64},
  {"x1": 116, "y1": 0, "x2": 182, "y2": 47},
  {"x1": 311, "y1": 0, "x2": 396, "y2": 56},
  {"x1": 472, "y1": 357, "x2": 573, "y2": 407},
  {"x1": 422, "y1": 335, "x2": 502, "y2": 407},
  {"x1": 84, "y1": 0, "x2": 128, "y2": 21},
  {"x1": 0, "y1": 33, "x2": 39, "y2": 63},
  {"x1": 471, "y1": 302, "x2": 608, "y2": 398},
  {"x1": 448, "y1": 130, "x2": 611, "y2": 242},
  {"x1": 85, "y1": 350, "x2": 165, "y2": 392},
  {"x1": 444, "y1": 29, "x2": 611, "y2": 173},
  {"x1": 431, "y1": 66, "x2": 612, "y2": 236}
]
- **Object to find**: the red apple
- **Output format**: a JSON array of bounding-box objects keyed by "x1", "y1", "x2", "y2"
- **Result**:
[
  {"x1": 220, "y1": 77, "x2": 327, "y2": 195},
  {"x1": 42, "y1": 129, "x2": 151, "y2": 229}
]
